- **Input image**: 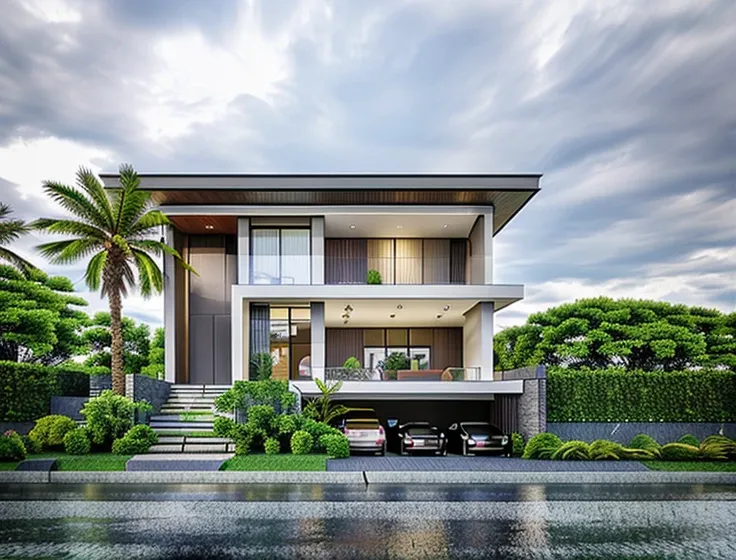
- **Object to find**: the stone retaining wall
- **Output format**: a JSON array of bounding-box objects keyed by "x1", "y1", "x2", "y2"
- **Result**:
[{"x1": 50, "y1": 396, "x2": 89, "y2": 421}]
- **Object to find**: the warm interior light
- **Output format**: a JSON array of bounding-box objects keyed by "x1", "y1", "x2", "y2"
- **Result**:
[
  {"x1": 443, "y1": 305, "x2": 450, "y2": 311},
  {"x1": 443, "y1": 224, "x2": 448, "y2": 228},
  {"x1": 396, "y1": 225, "x2": 403, "y2": 229},
  {"x1": 205, "y1": 225, "x2": 214, "y2": 230},
  {"x1": 349, "y1": 224, "x2": 356, "y2": 229}
]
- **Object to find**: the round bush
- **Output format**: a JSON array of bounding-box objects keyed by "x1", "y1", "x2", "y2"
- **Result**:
[
  {"x1": 264, "y1": 437, "x2": 281, "y2": 455},
  {"x1": 63, "y1": 428, "x2": 91, "y2": 455},
  {"x1": 589, "y1": 439, "x2": 624, "y2": 460},
  {"x1": 81, "y1": 391, "x2": 149, "y2": 449},
  {"x1": 302, "y1": 419, "x2": 341, "y2": 452},
  {"x1": 291, "y1": 430, "x2": 314, "y2": 455},
  {"x1": 661, "y1": 442, "x2": 701, "y2": 461},
  {"x1": 232, "y1": 424, "x2": 255, "y2": 456},
  {"x1": 619, "y1": 447, "x2": 658, "y2": 460},
  {"x1": 522, "y1": 433, "x2": 563, "y2": 459},
  {"x1": 320, "y1": 433, "x2": 350, "y2": 459},
  {"x1": 678, "y1": 434, "x2": 700, "y2": 447},
  {"x1": 213, "y1": 416, "x2": 235, "y2": 438},
  {"x1": 246, "y1": 405, "x2": 276, "y2": 433},
  {"x1": 511, "y1": 433, "x2": 525, "y2": 457},
  {"x1": 111, "y1": 425, "x2": 158, "y2": 455},
  {"x1": 276, "y1": 414, "x2": 300, "y2": 437},
  {"x1": 0, "y1": 430, "x2": 27, "y2": 461},
  {"x1": 551, "y1": 440, "x2": 590, "y2": 460},
  {"x1": 629, "y1": 434, "x2": 660, "y2": 451},
  {"x1": 29, "y1": 415, "x2": 78, "y2": 450}
]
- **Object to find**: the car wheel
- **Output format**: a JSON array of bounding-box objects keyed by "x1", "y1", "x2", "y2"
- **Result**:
[{"x1": 400, "y1": 442, "x2": 407, "y2": 456}]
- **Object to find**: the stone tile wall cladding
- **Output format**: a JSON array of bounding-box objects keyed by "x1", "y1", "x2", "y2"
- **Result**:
[
  {"x1": 50, "y1": 396, "x2": 89, "y2": 421},
  {"x1": 125, "y1": 375, "x2": 171, "y2": 420},
  {"x1": 548, "y1": 422, "x2": 736, "y2": 444},
  {"x1": 89, "y1": 375, "x2": 113, "y2": 397},
  {"x1": 497, "y1": 366, "x2": 547, "y2": 440}
]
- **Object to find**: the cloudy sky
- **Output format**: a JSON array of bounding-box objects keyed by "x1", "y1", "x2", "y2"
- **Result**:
[{"x1": 1, "y1": 0, "x2": 734, "y2": 329}]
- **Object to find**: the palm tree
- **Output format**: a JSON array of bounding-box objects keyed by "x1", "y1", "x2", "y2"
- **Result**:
[
  {"x1": 33, "y1": 165, "x2": 194, "y2": 394},
  {"x1": 0, "y1": 203, "x2": 36, "y2": 275}
]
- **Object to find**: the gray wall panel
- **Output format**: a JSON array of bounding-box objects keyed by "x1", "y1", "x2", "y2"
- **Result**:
[
  {"x1": 214, "y1": 315, "x2": 232, "y2": 385},
  {"x1": 189, "y1": 315, "x2": 214, "y2": 384}
]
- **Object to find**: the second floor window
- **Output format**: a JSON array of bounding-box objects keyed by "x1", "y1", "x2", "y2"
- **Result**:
[{"x1": 251, "y1": 228, "x2": 310, "y2": 284}]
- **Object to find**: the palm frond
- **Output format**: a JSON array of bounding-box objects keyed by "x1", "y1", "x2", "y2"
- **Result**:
[
  {"x1": 36, "y1": 238, "x2": 102, "y2": 265},
  {"x1": 132, "y1": 249, "x2": 163, "y2": 298},
  {"x1": 0, "y1": 247, "x2": 36, "y2": 276},
  {"x1": 0, "y1": 203, "x2": 10, "y2": 219},
  {"x1": 76, "y1": 168, "x2": 115, "y2": 230},
  {"x1": 129, "y1": 239, "x2": 197, "y2": 274},
  {"x1": 31, "y1": 218, "x2": 108, "y2": 242},
  {"x1": 127, "y1": 209, "x2": 171, "y2": 237},
  {"x1": 40, "y1": 180, "x2": 111, "y2": 229},
  {"x1": 84, "y1": 251, "x2": 107, "y2": 293}
]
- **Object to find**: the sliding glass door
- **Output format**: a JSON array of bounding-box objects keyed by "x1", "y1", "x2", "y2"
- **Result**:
[{"x1": 251, "y1": 228, "x2": 310, "y2": 284}]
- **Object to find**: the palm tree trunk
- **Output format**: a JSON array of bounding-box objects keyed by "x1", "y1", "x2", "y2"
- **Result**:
[{"x1": 109, "y1": 288, "x2": 125, "y2": 395}]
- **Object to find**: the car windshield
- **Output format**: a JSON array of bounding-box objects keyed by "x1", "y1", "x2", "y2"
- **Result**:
[
  {"x1": 343, "y1": 409, "x2": 378, "y2": 421},
  {"x1": 464, "y1": 424, "x2": 502, "y2": 436},
  {"x1": 346, "y1": 419, "x2": 380, "y2": 430},
  {"x1": 407, "y1": 426, "x2": 435, "y2": 436}
]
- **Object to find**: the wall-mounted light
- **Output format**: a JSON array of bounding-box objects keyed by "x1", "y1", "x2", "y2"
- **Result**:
[
  {"x1": 390, "y1": 313, "x2": 396, "y2": 319},
  {"x1": 343, "y1": 319, "x2": 349, "y2": 324},
  {"x1": 443, "y1": 305, "x2": 450, "y2": 311},
  {"x1": 436, "y1": 314, "x2": 442, "y2": 319},
  {"x1": 396, "y1": 304, "x2": 403, "y2": 310}
]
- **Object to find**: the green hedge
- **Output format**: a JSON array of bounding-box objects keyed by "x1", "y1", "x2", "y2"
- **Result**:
[
  {"x1": 547, "y1": 367, "x2": 736, "y2": 422},
  {"x1": 0, "y1": 361, "x2": 103, "y2": 421}
]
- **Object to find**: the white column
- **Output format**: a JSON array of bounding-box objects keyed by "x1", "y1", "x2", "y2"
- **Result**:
[
  {"x1": 237, "y1": 217, "x2": 250, "y2": 284},
  {"x1": 483, "y1": 209, "x2": 494, "y2": 284},
  {"x1": 463, "y1": 302, "x2": 495, "y2": 380},
  {"x1": 310, "y1": 301, "x2": 325, "y2": 381},
  {"x1": 311, "y1": 216, "x2": 324, "y2": 285},
  {"x1": 163, "y1": 226, "x2": 176, "y2": 383},
  {"x1": 231, "y1": 296, "x2": 249, "y2": 383}
]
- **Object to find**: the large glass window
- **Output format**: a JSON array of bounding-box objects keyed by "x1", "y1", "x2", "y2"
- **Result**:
[
  {"x1": 362, "y1": 328, "x2": 431, "y2": 371},
  {"x1": 252, "y1": 228, "x2": 310, "y2": 284},
  {"x1": 269, "y1": 306, "x2": 311, "y2": 380}
]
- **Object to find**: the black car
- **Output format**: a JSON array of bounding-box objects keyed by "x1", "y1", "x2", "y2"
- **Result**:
[
  {"x1": 397, "y1": 422, "x2": 447, "y2": 456},
  {"x1": 447, "y1": 422, "x2": 512, "y2": 456}
]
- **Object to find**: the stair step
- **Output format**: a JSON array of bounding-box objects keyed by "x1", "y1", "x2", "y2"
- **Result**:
[
  {"x1": 148, "y1": 444, "x2": 185, "y2": 453},
  {"x1": 150, "y1": 422, "x2": 215, "y2": 430},
  {"x1": 182, "y1": 444, "x2": 229, "y2": 453},
  {"x1": 151, "y1": 415, "x2": 215, "y2": 422},
  {"x1": 157, "y1": 437, "x2": 185, "y2": 444}
]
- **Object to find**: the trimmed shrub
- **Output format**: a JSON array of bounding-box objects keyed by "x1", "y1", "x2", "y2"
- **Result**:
[
  {"x1": 213, "y1": 416, "x2": 236, "y2": 438},
  {"x1": 619, "y1": 447, "x2": 658, "y2": 460},
  {"x1": 63, "y1": 428, "x2": 91, "y2": 455},
  {"x1": 291, "y1": 430, "x2": 313, "y2": 455},
  {"x1": 547, "y1": 367, "x2": 736, "y2": 422},
  {"x1": 302, "y1": 419, "x2": 342, "y2": 452},
  {"x1": 511, "y1": 433, "x2": 525, "y2": 457},
  {"x1": 275, "y1": 414, "x2": 302, "y2": 437},
  {"x1": 29, "y1": 415, "x2": 78, "y2": 450},
  {"x1": 320, "y1": 433, "x2": 350, "y2": 459},
  {"x1": 629, "y1": 434, "x2": 661, "y2": 453},
  {"x1": 215, "y1": 380, "x2": 297, "y2": 415},
  {"x1": 81, "y1": 391, "x2": 150, "y2": 449},
  {"x1": 551, "y1": 440, "x2": 590, "y2": 460},
  {"x1": 250, "y1": 352, "x2": 274, "y2": 381},
  {"x1": 661, "y1": 443, "x2": 701, "y2": 461},
  {"x1": 232, "y1": 424, "x2": 257, "y2": 456},
  {"x1": 701, "y1": 435, "x2": 736, "y2": 459},
  {"x1": 522, "y1": 433, "x2": 563, "y2": 459},
  {"x1": 247, "y1": 405, "x2": 276, "y2": 434},
  {"x1": 678, "y1": 434, "x2": 700, "y2": 447},
  {"x1": 589, "y1": 439, "x2": 624, "y2": 460},
  {"x1": 367, "y1": 269, "x2": 382, "y2": 284},
  {"x1": 0, "y1": 430, "x2": 26, "y2": 461},
  {"x1": 22, "y1": 434, "x2": 42, "y2": 454},
  {"x1": 264, "y1": 437, "x2": 281, "y2": 455},
  {"x1": 111, "y1": 425, "x2": 158, "y2": 455}
]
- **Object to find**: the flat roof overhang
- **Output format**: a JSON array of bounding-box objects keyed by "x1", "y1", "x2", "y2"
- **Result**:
[
  {"x1": 291, "y1": 379, "x2": 524, "y2": 399},
  {"x1": 232, "y1": 284, "x2": 524, "y2": 313},
  {"x1": 99, "y1": 173, "x2": 541, "y2": 235}
]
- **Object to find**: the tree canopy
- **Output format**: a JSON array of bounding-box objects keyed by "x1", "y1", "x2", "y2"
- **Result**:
[
  {"x1": 83, "y1": 311, "x2": 151, "y2": 375},
  {"x1": 495, "y1": 297, "x2": 736, "y2": 372},
  {"x1": 0, "y1": 203, "x2": 36, "y2": 276},
  {"x1": 0, "y1": 265, "x2": 88, "y2": 364}
]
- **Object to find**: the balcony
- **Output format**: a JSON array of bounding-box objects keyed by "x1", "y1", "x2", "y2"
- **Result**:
[{"x1": 325, "y1": 367, "x2": 481, "y2": 382}]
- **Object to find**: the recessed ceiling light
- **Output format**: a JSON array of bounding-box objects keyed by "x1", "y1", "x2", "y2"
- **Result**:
[
  {"x1": 443, "y1": 224, "x2": 448, "y2": 228},
  {"x1": 443, "y1": 305, "x2": 450, "y2": 311},
  {"x1": 396, "y1": 304, "x2": 403, "y2": 310},
  {"x1": 349, "y1": 224, "x2": 356, "y2": 229},
  {"x1": 396, "y1": 225, "x2": 403, "y2": 229},
  {"x1": 436, "y1": 314, "x2": 442, "y2": 319},
  {"x1": 205, "y1": 225, "x2": 214, "y2": 230},
  {"x1": 390, "y1": 313, "x2": 396, "y2": 319}
]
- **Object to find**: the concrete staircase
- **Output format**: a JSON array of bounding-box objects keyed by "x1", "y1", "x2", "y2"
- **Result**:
[{"x1": 147, "y1": 384, "x2": 235, "y2": 454}]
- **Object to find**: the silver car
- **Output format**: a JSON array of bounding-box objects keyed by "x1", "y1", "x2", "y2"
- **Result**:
[{"x1": 339, "y1": 409, "x2": 386, "y2": 455}]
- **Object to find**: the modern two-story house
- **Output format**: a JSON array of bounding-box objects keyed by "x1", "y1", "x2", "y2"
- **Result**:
[{"x1": 100, "y1": 173, "x2": 541, "y2": 425}]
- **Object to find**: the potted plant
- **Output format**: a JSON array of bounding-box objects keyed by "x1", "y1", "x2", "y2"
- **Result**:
[
  {"x1": 367, "y1": 269, "x2": 382, "y2": 284},
  {"x1": 378, "y1": 352, "x2": 410, "y2": 380}
]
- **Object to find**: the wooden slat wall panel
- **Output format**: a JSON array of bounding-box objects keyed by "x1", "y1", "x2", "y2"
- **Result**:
[
  {"x1": 395, "y1": 239, "x2": 422, "y2": 284},
  {"x1": 450, "y1": 239, "x2": 467, "y2": 284},
  {"x1": 431, "y1": 328, "x2": 463, "y2": 370},
  {"x1": 367, "y1": 239, "x2": 394, "y2": 284},
  {"x1": 325, "y1": 239, "x2": 367, "y2": 284},
  {"x1": 423, "y1": 239, "x2": 450, "y2": 284},
  {"x1": 489, "y1": 395, "x2": 519, "y2": 433},
  {"x1": 326, "y1": 328, "x2": 364, "y2": 367}
]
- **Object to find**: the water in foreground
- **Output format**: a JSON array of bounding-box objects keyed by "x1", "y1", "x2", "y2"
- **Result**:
[{"x1": 1, "y1": 483, "x2": 735, "y2": 559}]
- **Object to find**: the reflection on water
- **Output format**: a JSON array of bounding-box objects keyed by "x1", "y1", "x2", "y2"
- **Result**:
[{"x1": 0, "y1": 483, "x2": 735, "y2": 559}]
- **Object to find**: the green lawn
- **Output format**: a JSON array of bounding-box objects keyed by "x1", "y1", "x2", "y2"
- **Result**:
[
  {"x1": 0, "y1": 453, "x2": 131, "y2": 472},
  {"x1": 642, "y1": 461, "x2": 736, "y2": 472},
  {"x1": 220, "y1": 454, "x2": 327, "y2": 471}
]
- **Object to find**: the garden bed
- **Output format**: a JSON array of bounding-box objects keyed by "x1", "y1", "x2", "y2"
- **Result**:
[{"x1": 642, "y1": 461, "x2": 736, "y2": 472}]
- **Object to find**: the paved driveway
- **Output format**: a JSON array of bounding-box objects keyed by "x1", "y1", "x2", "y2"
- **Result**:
[{"x1": 327, "y1": 454, "x2": 648, "y2": 472}]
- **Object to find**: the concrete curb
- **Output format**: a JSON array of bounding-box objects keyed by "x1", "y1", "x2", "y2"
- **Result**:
[
  {"x1": 363, "y1": 471, "x2": 736, "y2": 485},
  {"x1": 1, "y1": 470, "x2": 735, "y2": 485}
]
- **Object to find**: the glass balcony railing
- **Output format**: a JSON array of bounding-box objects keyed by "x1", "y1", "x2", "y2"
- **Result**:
[
  {"x1": 325, "y1": 257, "x2": 466, "y2": 285},
  {"x1": 325, "y1": 367, "x2": 481, "y2": 381}
]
